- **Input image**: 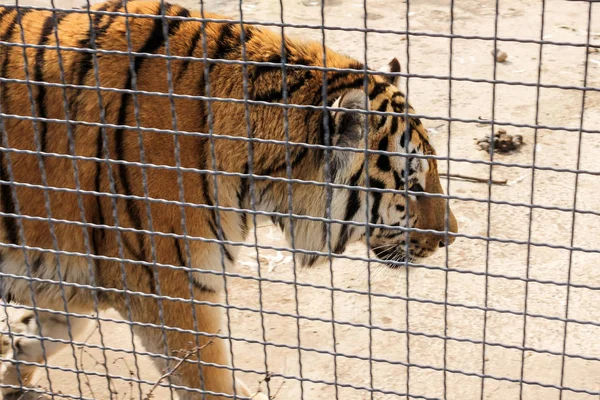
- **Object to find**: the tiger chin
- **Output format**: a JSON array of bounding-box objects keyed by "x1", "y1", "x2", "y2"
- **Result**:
[{"x1": 0, "y1": 1, "x2": 457, "y2": 399}]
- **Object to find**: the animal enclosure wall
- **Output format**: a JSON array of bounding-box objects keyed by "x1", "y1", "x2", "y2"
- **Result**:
[{"x1": 0, "y1": 0, "x2": 599, "y2": 399}]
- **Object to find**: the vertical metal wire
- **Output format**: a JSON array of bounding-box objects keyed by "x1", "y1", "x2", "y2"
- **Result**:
[
  {"x1": 0, "y1": 58, "x2": 27, "y2": 397},
  {"x1": 443, "y1": 0, "x2": 456, "y2": 397},
  {"x1": 360, "y1": 1, "x2": 375, "y2": 399},
  {"x1": 198, "y1": 1, "x2": 238, "y2": 396},
  {"x1": 559, "y1": 3, "x2": 594, "y2": 399},
  {"x1": 519, "y1": 1, "x2": 547, "y2": 398},
  {"x1": 237, "y1": 1, "x2": 270, "y2": 397},
  {"x1": 271, "y1": 1, "x2": 293, "y2": 397},
  {"x1": 120, "y1": 1, "x2": 175, "y2": 397},
  {"x1": 319, "y1": 1, "x2": 340, "y2": 399},
  {"x1": 48, "y1": 2, "x2": 115, "y2": 397},
  {"x1": 83, "y1": 3, "x2": 145, "y2": 397},
  {"x1": 25, "y1": 5, "x2": 91, "y2": 395},
  {"x1": 158, "y1": 1, "x2": 206, "y2": 395},
  {"x1": 481, "y1": 0, "x2": 502, "y2": 397},
  {"x1": 403, "y1": 0, "x2": 413, "y2": 397},
  {"x1": 157, "y1": 2, "x2": 211, "y2": 397},
  {"x1": 10, "y1": 2, "x2": 64, "y2": 394}
]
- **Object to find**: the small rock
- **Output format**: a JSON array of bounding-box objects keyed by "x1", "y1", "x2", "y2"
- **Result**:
[{"x1": 491, "y1": 49, "x2": 508, "y2": 63}]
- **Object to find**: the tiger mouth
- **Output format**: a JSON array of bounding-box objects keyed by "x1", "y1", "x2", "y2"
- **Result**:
[{"x1": 372, "y1": 246, "x2": 416, "y2": 268}]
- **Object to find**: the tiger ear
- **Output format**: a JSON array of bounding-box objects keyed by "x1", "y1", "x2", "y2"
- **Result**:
[
  {"x1": 378, "y1": 57, "x2": 401, "y2": 88},
  {"x1": 330, "y1": 89, "x2": 367, "y2": 150}
]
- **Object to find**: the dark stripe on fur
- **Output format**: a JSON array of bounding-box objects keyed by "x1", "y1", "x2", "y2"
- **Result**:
[
  {"x1": 238, "y1": 164, "x2": 248, "y2": 237},
  {"x1": 376, "y1": 99, "x2": 389, "y2": 129},
  {"x1": 115, "y1": 115, "x2": 144, "y2": 261},
  {"x1": 94, "y1": 128, "x2": 106, "y2": 240},
  {"x1": 192, "y1": 279, "x2": 215, "y2": 293},
  {"x1": 195, "y1": 133, "x2": 232, "y2": 262},
  {"x1": 253, "y1": 69, "x2": 312, "y2": 103},
  {"x1": 115, "y1": 3, "x2": 180, "y2": 261},
  {"x1": 326, "y1": 62, "x2": 364, "y2": 89},
  {"x1": 173, "y1": 231, "x2": 186, "y2": 267},
  {"x1": 368, "y1": 83, "x2": 387, "y2": 100},
  {"x1": 0, "y1": 153, "x2": 17, "y2": 245},
  {"x1": 1, "y1": 10, "x2": 29, "y2": 105},
  {"x1": 379, "y1": 231, "x2": 405, "y2": 239},
  {"x1": 199, "y1": 173, "x2": 234, "y2": 262},
  {"x1": 70, "y1": 1, "x2": 120, "y2": 120},
  {"x1": 0, "y1": 10, "x2": 28, "y2": 245},
  {"x1": 241, "y1": 26, "x2": 253, "y2": 43},
  {"x1": 248, "y1": 52, "x2": 282, "y2": 97},
  {"x1": 327, "y1": 76, "x2": 365, "y2": 99},
  {"x1": 32, "y1": 255, "x2": 43, "y2": 275},
  {"x1": 35, "y1": 13, "x2": 67, "y2": 152},
  {"x1": 0, "y1": 9, "x2": 14, "y2": 26},
  {"x1": 167, "y1": 6, "x2": 189, "y2": 35},
  {"x1": 391, "y1": 113, "x2": 399, "y2": 135},
  {"x1": 132, "y1": 3, "x2": 173, "y2": 72},
  {"x1": 95, "y1": 1, "x2": 122, "y2": 36},
  {"x1": 176, "y1": 26, "x2": 202, "y2": 81},
  {"x1": 376, "y1": 136, "x2": 391, "y2": 172},
  {"x1": 400, "y1": 127, "x2": 412, "y2": 149},
  {"x1": 393, "y1": 170, "x2": 403, "y2": 190},
  {"x1": 369, "y1": 178, "x2": 386, "y2": 226},
  {"x1": 333, "y1": 164, "x2": 363, "y2": 254},
  {"x1": 209, "y1": 22, "x2": 235, "y2": 72}
]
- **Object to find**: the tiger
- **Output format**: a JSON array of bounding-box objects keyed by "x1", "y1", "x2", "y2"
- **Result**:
[{"x1": 0, "y1": 0, "x2": 458, "y2": 399}]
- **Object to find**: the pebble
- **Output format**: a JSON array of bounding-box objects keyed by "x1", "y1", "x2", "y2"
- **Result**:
[{"x1": 491, "y1": 49, "x2": 508, "y2": 63}]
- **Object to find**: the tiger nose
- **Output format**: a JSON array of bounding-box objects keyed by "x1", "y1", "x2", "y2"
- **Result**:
[
  {"x1": 438, "y1": 208, "x2": 458, "y2": 248},
  {"x1": 437, "y1": 230, "x2": 457, "y2": 248}
]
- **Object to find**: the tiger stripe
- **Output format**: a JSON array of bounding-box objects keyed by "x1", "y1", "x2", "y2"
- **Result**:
[
  {"x1": 35, "y1": 13, "x2": 68, "y2": 152},
  {"x1": 0, "y1": 8, "x2": 30, "y2": 245}
]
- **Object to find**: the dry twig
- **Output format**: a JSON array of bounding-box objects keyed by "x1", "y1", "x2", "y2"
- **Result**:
[
  {"x1": 250, "y1": 372, "x2": 286, "y2": 400},
  {"x1": 112, "y1": 357, "x2": 135, "y2": 400},
  {"x1": 143, "y1": 338, "x2": 215, "y2": 400},
  {"x1": 440, "y1": 172, "x2": 507, "y2": 185}
]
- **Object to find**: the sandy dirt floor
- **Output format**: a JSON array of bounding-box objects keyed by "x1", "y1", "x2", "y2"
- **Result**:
[{"x1": 2, "y1": 0, "x2": 600, "y2": 399}]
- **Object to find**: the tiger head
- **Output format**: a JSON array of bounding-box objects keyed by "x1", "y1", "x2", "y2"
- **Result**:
[{"x1": 283, "y1": 57, "x2": 458, "y2": 268}]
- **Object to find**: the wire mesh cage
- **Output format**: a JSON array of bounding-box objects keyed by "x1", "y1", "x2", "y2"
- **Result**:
[{"x1": 0, "y1": 0, "x2": 598, "y2": 399}]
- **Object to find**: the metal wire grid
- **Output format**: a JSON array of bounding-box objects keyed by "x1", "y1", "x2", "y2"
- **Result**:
[{"x1": 0, "y1": 0, "x2": 598, "y2": 399}]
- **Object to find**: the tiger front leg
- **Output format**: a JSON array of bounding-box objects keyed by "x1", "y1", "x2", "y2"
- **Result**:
[
  {"x1": 0, "y1": 305, "x2": 93, "y2": 398},
  {"x1": 118, "y1": 285, "x2": 264, "y2": 400}
]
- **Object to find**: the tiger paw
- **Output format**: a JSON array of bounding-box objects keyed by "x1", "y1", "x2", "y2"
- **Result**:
[{"x1": 0, "y1": 308, "x2": 42, "y2": 396}]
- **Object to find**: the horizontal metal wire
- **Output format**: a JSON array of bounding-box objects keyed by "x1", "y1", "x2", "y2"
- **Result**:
[
  {"x1": 2, "y1": 145, "x2": 600, "y2": 219},
  {"x1": 2, "y1": 334, "x2": 597, "y2": 397},
  {"x1": 5, "y1": 4, "x2": 600, "y2": 50},
  {"x1": 2, "y1": 273, "x2": 599, "y2": 356},
  {"x1": 1, "y1": 229, "x2": 599, "y2": 294},
  {"x1": 3, "y1": 112, "x2": 600, "y2": 180},
  {"x1": 0, "y1": 376, "x2": 253, "y2": 400},
  {"x1": 0, "y1": 362, "x2": 440, "y2": 400},
  {"x1": 1, "y1": 187, "x2": 598, "y2": 260},
  {"x1": 1, "y1": 44, "x2": 599, "y2": 95},
  {"x1": 2, "y1": 329, "x2": 598, "y2": 398},
  {"x1": 2, "y1": 76, "x2": 600, "y2": 136},
  {"x1": 3, "y1": 301, "x2": 599, "y2": 366},
  {"x1": 0, "y1": 383, "x2": 96, "y2": 400}
]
